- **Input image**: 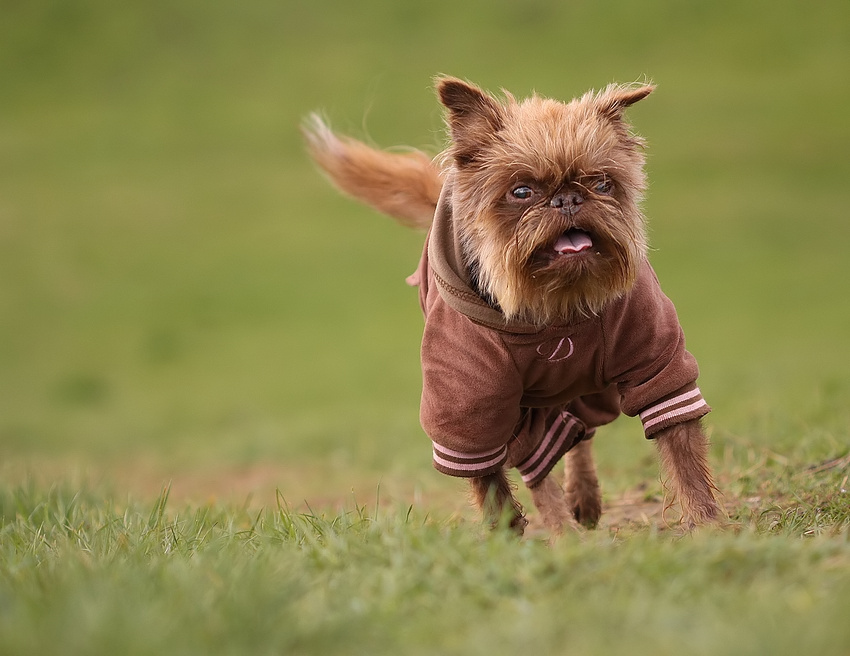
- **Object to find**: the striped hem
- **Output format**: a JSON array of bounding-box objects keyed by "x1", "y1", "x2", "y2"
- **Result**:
[
  {"x1": 515, "y1": 412, "x2": 586, "y2": 487},
  {"x1": 432, "y1": 442, "x2": 508, "y2": 478},
  {"x1": 639, "y1": 387, "x2": 710, "y2": 436}
]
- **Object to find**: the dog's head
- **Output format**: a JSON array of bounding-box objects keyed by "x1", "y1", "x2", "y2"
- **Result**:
[{"x1": 438, "y1": 77, "x2": 653, "y2": 324}]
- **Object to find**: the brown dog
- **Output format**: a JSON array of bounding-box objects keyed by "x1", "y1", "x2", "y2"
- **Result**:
[{"x1": 304, "y1": 77, "x2": 719, "y2": 534}]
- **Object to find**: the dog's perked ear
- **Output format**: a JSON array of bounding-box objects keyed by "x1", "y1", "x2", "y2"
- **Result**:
[
  {"x1": 436, "y1": 76, "x2": 505, "y2": 166},
  {"x1": 594, "y1": 84, "x2": 655, "y2": 121}
]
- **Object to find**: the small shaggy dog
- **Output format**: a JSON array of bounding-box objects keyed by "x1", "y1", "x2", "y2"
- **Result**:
[{"x1": 304, "y1": 77, "x2": 720, "y2": 534}]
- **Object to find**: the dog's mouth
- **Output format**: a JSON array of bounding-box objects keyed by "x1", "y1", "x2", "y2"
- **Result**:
[
  {"x1": 529, "y1": 227, "x2": 604, "y2": 270},
  {"x1": 553, "y1": 229, "x2": 593, "y2": 255}
]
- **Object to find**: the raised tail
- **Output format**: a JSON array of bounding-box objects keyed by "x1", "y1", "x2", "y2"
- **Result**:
[{"x1": 303, "y1": 114, "x2": 443, "y2": 229}]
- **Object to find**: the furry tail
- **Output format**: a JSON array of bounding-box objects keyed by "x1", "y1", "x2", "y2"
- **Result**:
[{"x1": 303, "y1": 114, "x2": 443, "y2": 229}]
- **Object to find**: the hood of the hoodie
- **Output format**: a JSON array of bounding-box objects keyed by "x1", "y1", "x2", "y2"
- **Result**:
[{"x1": 427, "y1": 173, "x2": 543, "y2": 335}]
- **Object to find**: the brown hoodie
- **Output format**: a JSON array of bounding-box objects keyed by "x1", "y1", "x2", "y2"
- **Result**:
[{"x1": 407, "y1": 178, "x2": 709, "y2": 487}]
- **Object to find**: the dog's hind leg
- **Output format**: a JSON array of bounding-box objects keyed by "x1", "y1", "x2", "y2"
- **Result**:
[
  {"x1": 564, "y1": 438, "x2": 603, "y2": 528},
  {"x1": 469, "y1": 469, "x2": 528, "y2": 535},
  {"x1": 529, "y1": 474, "x2": 582, "y2": 535}
]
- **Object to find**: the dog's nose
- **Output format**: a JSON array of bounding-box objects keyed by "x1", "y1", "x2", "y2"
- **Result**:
[{"x1": 549, "y1": 191, "x2": 584, "y2": 214}]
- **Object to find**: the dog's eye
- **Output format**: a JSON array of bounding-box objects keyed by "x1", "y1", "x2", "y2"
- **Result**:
[
  {"x1": 511, "y1": 186, "x2": 534, "y2": 200},
  {"x1": 594, "y1": 179, "x2": 614, "y2": 195}
]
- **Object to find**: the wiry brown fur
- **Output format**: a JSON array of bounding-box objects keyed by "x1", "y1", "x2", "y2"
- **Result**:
[
  {"x1": 305, "y1": 76, "x2": 721, "y2": 536},
  {"x1": 439, "y1": 79, "x2": 651, "y2": 324},
  {"x1": 303, "y1": 113, "x2": 442, "y2": 229},
  {"x1": 564, "y1": 438, "x2": 603, "y2": 528},
  {"x1": 468, "y1": 470, "x2": 528, "y2": 534},
  {"x1": 656, "y1": 419, "x2": 721, "y2": 528},
  {"x1": 529, "y1": 475, "x2": 582, "y2": 536}
]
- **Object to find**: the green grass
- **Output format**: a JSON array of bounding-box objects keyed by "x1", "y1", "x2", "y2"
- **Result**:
[
  {"x1": 1, "y1": 483, "x2": 848, "y2": 656},
  {"x1": 1, "y1": 0, "x2": 850, "y2": 653}
]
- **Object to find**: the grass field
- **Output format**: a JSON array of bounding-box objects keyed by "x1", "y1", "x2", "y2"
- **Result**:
[{"x1": 1, "y1": 0, "x2": 849, "y2": 654}]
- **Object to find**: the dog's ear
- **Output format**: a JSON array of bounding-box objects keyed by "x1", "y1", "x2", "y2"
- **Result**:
[
  {"x1": 595, "y1": 84, "x2": 654, "y2": 121},
  {"x1": 436, "y1": 76, "x2": 505, "y2": 166}
]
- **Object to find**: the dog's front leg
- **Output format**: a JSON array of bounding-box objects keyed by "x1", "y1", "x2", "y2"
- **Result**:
[
  {"x1": 469, "y1": 469, "x2": 528, "y2": 535},
  {"x1": 654, "y1": 419, "x2": 721, "y2": 528}
]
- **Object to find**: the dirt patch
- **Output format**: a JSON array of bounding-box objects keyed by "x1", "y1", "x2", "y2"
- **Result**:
[{"x1": 2, "y1": 454, "x2": 442, "y2": 512}]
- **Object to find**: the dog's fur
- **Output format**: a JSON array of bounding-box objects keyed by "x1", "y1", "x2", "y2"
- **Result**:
[{"x1": 304, "y1": 77, "x2": 720, "y2": 533}]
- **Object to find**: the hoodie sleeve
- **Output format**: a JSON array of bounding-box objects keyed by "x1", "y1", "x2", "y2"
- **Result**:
[
  {"x1": 603, "y1": 261, "x2": 710, "y2": 437},
  {"x1": 419, "y1": 298, "x2": 523, "y2": 478}
]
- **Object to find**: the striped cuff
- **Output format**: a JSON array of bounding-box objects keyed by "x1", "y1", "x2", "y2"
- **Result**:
[
  {"x1": 432, "y1": 442, "x2": 508, "y2": 478},
  {"x1": 639, "y1": 386, "x2": 710, "y2": 437},
  {"x1": 515, "y1": 412, "x2": 586, "y2": 488}
]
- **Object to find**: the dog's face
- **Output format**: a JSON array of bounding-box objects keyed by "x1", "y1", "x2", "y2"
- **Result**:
[{"x1": 438, "y1": 78, "x2": 653, "y2": 324}]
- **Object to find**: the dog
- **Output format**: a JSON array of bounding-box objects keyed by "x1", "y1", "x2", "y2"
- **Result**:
[{"x1": 304, "y1": 77, "x2": 720, "y2": 535}]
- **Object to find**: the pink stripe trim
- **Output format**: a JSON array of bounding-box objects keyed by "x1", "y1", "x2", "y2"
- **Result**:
[
  {"x1": 642, "y1": 399, "x2": 708, "y2": 431},
  {"x1": 432, "y1": 446, "x2": 507, "y2": 472},
  {"x1": 639, "y1": 388, "x2": 702, "y2": 420},
  {"x1": 520, "y1": 418, "x2": 577, "y2": 484},
  {"x1": 431, "y1": 442, "x2": 506, "y2": 460},
  {"x1": 515, "y1": 413, "x2": 565, "y2": 471}
]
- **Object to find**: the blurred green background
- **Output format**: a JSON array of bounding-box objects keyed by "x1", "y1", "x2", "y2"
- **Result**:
[{"x1": 1, "y1": 0, "x2": 848, "y2": 507}]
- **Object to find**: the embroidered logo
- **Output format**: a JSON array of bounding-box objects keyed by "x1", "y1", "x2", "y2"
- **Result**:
[{"x1": 536, "y1": 336, "x2": 574, "y2": 362}]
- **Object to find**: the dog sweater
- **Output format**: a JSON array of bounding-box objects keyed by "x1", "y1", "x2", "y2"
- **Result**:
[{"x1": 406, "y1": 179, "x2": 710, "y2": 487}]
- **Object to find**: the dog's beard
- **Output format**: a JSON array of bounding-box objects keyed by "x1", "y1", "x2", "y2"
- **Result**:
[{"x1": 461, "y1": 198, "x2": 647, "y2": 325}]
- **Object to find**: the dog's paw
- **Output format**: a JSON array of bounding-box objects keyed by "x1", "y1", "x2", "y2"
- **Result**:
[
  {"x1": 509, "y1": 513, "x2": 529, "y2": 536},
  {"x1": 681, "y1": 499, "x2": 722, "y2": 531},
  {"x1": 565, "y1": 482, "x2": 602, "y2": 529}
]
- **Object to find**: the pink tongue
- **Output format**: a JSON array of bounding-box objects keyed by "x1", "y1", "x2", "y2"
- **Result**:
[{"x1": 554, "y1": 230, "x2": 593, "y2": 254}]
